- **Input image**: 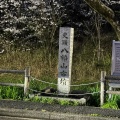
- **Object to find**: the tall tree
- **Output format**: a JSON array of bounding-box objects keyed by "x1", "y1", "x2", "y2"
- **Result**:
[
  {"x1": 84, "y1": 0, "x2": 120, "y2": 40},
  {"x1": 58, "y1": 0, "x2": 95, "y2": 39}
]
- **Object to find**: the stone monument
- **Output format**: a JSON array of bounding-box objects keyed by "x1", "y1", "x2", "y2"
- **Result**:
[{"x1": 58, "y1": 27, "x2": 74, "y2": 94}]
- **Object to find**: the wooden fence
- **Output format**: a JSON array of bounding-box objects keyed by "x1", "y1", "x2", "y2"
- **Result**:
[
  {"x1": 100, "y1": 71, "x2": 120, "y2": 106},
  {"x1": 0, "y1": 67, "x2": 30, "y2": 96}
]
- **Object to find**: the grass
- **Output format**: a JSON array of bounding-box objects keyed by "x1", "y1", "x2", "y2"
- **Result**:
[
  {"x1": 0, "y1": 34, "x2": 119, "y2": 107},
  {"x1": 0, "y1": 86, "x2": 24, "y2": 100},
  {"x1": 26, "y1": 96, "x2": 80, "y2": 106},
  {"x1": 0, "y1": 36, "x2": 112, "y2": 84},
  {"x1": 101, "y1": 95, "x2": 120, "y2": 110}
]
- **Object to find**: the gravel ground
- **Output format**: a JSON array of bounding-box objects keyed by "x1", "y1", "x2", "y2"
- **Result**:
[
  {"x1": 0, "y1": 99, "x2": 79, "y2": 112},
  {"x1": 0, "y1": 99, "x2": 120, "y2": 118}
]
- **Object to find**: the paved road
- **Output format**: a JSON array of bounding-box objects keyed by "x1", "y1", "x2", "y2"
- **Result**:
[
  {"x1": 0, "y1": 107, "x2": 120, "y2": 120},
  {"x1": 0, "y1": 116, "x2": 41, "y2": 120},
  {"x1": 0, "y1": 100, "x2": 120, "y2": 120}
]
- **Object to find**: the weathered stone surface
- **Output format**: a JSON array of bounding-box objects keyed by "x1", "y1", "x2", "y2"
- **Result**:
[{"x1": 58, "y1": 27, "x2": 74, "y2": 94}]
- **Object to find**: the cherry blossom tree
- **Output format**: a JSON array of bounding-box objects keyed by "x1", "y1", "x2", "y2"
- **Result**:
[{"x1": 0, "y1": 0, "x2": 62, "y2": 50}]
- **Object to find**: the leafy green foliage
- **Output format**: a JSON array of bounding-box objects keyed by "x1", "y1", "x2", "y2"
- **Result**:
[
  {"x1": 102, "y1": 101, "x2": 119, "y2": 110},
  {"x1": 28, "y1": 96, "x2": 80, "y2": 106},
  {"x1": 0, "y1": 86, "x2": 24, "y2": 100},
  {"x1": 101, "y1": 95, "x2": 120, "y2": 109}
]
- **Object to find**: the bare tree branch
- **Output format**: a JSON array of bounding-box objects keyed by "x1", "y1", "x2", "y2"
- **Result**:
[{"x1": 84, "y1": 0, "x2": 120, "y2": 40}]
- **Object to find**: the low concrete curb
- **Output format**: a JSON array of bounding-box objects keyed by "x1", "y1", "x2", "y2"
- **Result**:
[{"x1": 0, "y1": 107, "x2": 120, "y2": 120}]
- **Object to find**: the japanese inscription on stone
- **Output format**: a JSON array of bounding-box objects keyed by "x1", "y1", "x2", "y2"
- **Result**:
[{"x1": 58, "y1": 27, "x2": 74, "y2": 94}]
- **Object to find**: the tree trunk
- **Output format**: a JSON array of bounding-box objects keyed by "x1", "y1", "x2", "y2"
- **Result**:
[{"x1": 84, "y1": 0, "x2": 120, "y2": 40}]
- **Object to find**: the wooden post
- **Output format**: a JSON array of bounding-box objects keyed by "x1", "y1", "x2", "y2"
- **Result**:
[
  {"x1": 24, "y1": 67, "x2": 30, "y2": 96},
  {"x1": 109, "y1": 86, "x2": 112, "y2": 99},
  {"x1": 100, "y1": 71, "x2": 106, "y2": 106}
]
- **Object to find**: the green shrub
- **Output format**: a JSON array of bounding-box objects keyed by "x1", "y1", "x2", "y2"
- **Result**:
[{"x1": 101, "y1": 95, "x2": 120, "y2": 109}]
